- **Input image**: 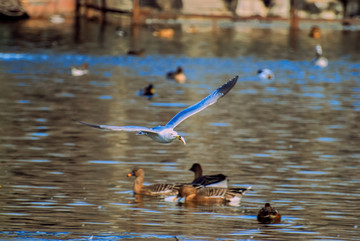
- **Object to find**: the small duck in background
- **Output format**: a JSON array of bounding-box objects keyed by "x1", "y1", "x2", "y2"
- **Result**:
[
  {"x1": 309, "y1": 26, "x2": 321, "y2": 38},
  {"x1": 71, "y1": 63, "x2": 89, "y2": 76},
  {"x1": 257, "y1": 203, "x2": 281, "y2": 224},
  {"x1": 257, "y1": 68, "x2": 274, "y2": 80},
  {"x1": 49, "y1": 14, "x2": 65, "y2": 24},
  {"x1": 166, "y1": 66, "x2": 186, "y2": 84},
  {"x1": 153, "y1": 28, "x2": 174, "y2": 38},
  {"x1": 139, "y1": 84, "x2": 155, "y2": 98},
  {"x1": 312, "y1": 44, "x2": 328, "y2": 68},
  {"x1": 115, "y1": 27, "x2": 127, "y2": 37},
  {"x1": 127, "y1": 48, "x2": 145, "y2": 56}
]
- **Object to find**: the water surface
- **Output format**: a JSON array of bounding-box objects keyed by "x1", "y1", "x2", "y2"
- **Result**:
[{"x1": 0, "y1": 19, "x2": 359, "y2": 240}]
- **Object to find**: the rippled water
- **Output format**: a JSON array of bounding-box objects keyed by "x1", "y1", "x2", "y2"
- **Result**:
[{"x1": 0, "y1": 19, "x2": 360, "y2": 240}]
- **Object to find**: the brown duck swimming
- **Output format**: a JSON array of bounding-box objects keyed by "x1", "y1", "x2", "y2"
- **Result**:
[
  {"x1": 166, "y1": 66, "x2": 186, "y2": 83},
  {"x1": 257, "y1": 203, "x2": 281, "y2": 224},
  {"x1": 127, "y1": 168, "x2": 181, "y2": 196},
  {"x1": 176, "y1": 184, "x2": 251, "y2": 204}
]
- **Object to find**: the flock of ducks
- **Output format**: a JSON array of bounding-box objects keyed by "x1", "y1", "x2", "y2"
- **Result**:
[
  {"x1": 257, "y1": 44, "x2": 328, "y2": 81},
  {"x1": 79, "y1": 75, "x2": 280, "y2": 223},
  {"x1": 75, "y1": 25, "x2": 332, "y2": 225},
  {"x1": 127, "y1": 164, "x2": 280, "y2": 224},
  {"x1": 137, "y1": 66, "x2": 187, "y2": 98},
  {"x1": 256, "y1": 25, "x2": 328, "y2": 81},
  {"x1": 127, "y1": 163, "x2": 231, "y2": 197},
  {"x1": 71, "y1": 41, "x2": 328, "y2": 80},
  {"x1": 70, "y1": 26, "x2": 328, "y2": 80}
]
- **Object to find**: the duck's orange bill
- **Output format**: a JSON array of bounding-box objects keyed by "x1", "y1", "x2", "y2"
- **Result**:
[{"x1": 127, "y1": 173, "x2": 132, "y2": 177}]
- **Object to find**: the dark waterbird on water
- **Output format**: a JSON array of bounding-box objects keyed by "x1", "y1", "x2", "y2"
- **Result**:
[
  {"x1": 79, "y1": 76, "x2": 238, "y2": 145},
  {"x1": 257, "y1": 203, "x2": 281, "y2": 224},
  {"x1": 127, "y1": 48, "x2": 145, "y2": 56},
  {"x1": 138, "y1": 83, "x2": 155, "y2": 98},
  {"x1": 189, "y1": 163, "x2": 228, "y2": 187}
]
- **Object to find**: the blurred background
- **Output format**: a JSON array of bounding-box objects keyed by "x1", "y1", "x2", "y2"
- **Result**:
[{"x1": 0, "y1": 0, "x2": 360, "y2": 241}]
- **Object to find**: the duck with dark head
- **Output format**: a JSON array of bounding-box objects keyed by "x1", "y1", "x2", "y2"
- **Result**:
[{"x1": 257, "y1": 203, "x2": 281, "y2": 224}]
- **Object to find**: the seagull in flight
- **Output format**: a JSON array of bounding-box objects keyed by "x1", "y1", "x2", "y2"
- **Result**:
[{"x1": 79, "y1": 76, "x2": 238, "y2": 144}]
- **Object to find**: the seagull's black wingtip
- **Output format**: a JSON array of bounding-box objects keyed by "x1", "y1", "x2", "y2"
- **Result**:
[
  {"x1": 230, "y1": 75, "x2": 239, "y2": 84},
  {"x1": 218, "y1": 75, "x2": 238, "y2": 96}
]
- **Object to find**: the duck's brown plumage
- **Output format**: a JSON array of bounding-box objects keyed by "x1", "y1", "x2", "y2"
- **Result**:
[
  {"x1": 257, "y1": 203, "x2": 281, "y2": 224},
  {"x1": 309, "y1": 26, "x2": 321, "y2": 38},
  {"x1": 177, "y1": 184, "x2": 251, "y2": 203},
  {"x1": 166, "y1": 66, "x2": 186, "y2": 83},
  {"x1": 127, "y1": 168, "x2": 180, "y2": 196}
]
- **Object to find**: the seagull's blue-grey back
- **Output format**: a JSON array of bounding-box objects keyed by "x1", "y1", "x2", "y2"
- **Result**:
[{"x1": 166, "y1": 76, "x2": 238, "y2": 128}]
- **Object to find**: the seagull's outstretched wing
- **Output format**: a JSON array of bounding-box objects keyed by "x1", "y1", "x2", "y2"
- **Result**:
[
  {"x1": 78, "y1": 121, "x2": 158, "y2": 134},
  {"x1": 166, "y1": 76, "x2": 238, "y2": 128}
]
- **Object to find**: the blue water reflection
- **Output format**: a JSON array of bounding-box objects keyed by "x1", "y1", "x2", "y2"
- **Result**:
[{"x1": 1, "y1": 21, "x2": 360, "y2": 241}]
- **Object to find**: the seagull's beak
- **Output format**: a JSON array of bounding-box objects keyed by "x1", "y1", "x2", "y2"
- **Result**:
[{"x1": 178, "y1": 135, "x2": 186, "y2": 145}]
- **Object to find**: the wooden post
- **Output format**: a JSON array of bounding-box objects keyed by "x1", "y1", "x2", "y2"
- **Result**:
[
  {"x1": 84, "y1": 0, "x2": 89, "y2": 19},
  {"x1": 75, "y1": 0, "x2": 80, "y2": 14},
  {"x1": 132, "y1": 0, "x2": 140, "y2": 24},
  {"x1": 74, "y1": 0, "x2": 81, "y2": 43},
  {"x1": 290, "y1": 0, "x2": 299, "y2": 30},
  {"x1": 101, "y1": 0, "x2": 106, "y2": 23},
  {"x1": 341, "y1": 0, "x2": 349, "y2": 19}
]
